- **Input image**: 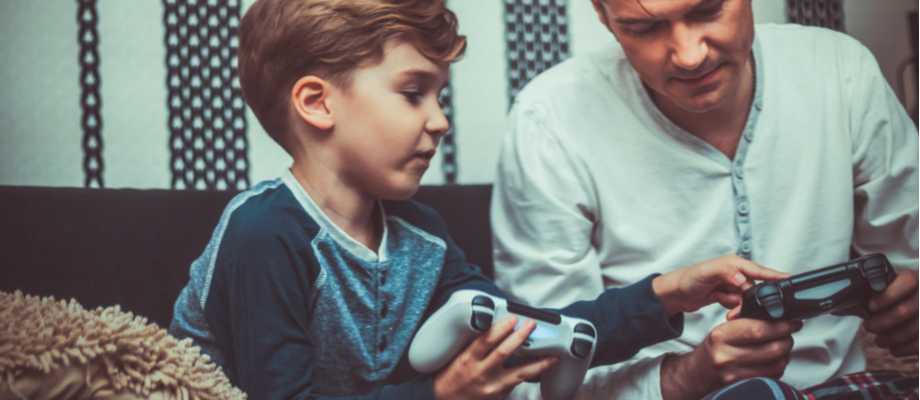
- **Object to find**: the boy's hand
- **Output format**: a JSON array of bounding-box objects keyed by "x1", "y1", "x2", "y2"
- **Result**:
[
  {"x1": 653, "y1": 254, "x2": 789, "y2": 317},
  {"x1": 432, "y1": 316, "x2": 558, "y2": 400}
]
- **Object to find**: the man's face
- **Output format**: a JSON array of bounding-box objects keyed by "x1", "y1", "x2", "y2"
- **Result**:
[{"x1": 594, "y1": 0, "x2": 754, "y2": 113}]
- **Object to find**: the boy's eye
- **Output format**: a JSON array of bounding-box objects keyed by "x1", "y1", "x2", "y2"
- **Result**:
[{"x1": 402, "y1": 91, "x2": 423, "y2": 104}]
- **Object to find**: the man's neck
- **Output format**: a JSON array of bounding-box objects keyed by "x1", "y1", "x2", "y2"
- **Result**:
[
  {"x1": 290, "y1": 158, "x2": 382, "y2": 253},
  {"x1": 653, "y1": 57, "x2": 755, "y2": 160}
]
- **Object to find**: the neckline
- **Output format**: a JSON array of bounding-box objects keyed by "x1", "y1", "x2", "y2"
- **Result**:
[
  {"x1": 634, "y1": 32, "x2": 766, "y2": 170},
  {"x1": 281, "y1": 170, "x2": 389, "y2": 263}
]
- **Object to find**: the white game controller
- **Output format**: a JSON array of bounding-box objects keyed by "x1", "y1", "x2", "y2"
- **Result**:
[{"x1": 408, "y1": 290, "x2": 596, "y2": 400}]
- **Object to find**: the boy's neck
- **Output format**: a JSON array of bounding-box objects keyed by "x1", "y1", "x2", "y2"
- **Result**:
[{"x1": 290, "y1": 161, "x2": 383, "y2": 253}]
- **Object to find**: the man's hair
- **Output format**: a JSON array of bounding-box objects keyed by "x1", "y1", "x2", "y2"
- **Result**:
[{"x1": 238, "y1": 0, "x2": 466, "y2": 148}]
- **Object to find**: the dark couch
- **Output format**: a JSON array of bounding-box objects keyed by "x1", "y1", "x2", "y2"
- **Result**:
[{"x1": 0, "y1": 184, "x2": 493, "y2": 329}]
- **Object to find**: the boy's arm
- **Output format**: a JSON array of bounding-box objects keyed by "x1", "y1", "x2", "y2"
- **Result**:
[
  {"x1": 430, "y1": 223, "x2": 682, "y2": 369},
  {"x1": 204, "y1": 218, "x2": 438, "y2": 400}
]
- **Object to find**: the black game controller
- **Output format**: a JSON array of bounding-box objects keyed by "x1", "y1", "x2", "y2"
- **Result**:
[{"x1": 739, "y1": 254, "x2": 893, "y2": 321}]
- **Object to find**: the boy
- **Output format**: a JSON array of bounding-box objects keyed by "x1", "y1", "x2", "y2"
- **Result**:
[{"x1": 168, "y1": 0, "x2": 791, "y2": 398}]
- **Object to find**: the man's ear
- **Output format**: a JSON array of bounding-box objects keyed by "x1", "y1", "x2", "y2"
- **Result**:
[
  {"x1": 592, "y1": 0, "x2": 609, "y2": 26},
  {"x1": 591, "y1": 0, "x2": 618, "y2": 39},
  {"x1": 291, "y1": 76, "x2": 335, "y2": 130}
]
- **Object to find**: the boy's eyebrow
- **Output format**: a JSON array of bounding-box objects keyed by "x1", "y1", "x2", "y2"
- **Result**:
[
  {"x1": 396, "y1": 68, "x2": 448, "y2": 89},
  {"x1": 613, "y1": 0, "x2": 718, "y2": 24}
]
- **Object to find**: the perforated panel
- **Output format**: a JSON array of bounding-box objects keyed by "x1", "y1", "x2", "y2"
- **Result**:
[
  {"x1": 78, "y1": 0, "x2": 104, "y2": 188},
  {"x1": 787, "y1": 0, "x2": 845, "y2": 32},
  {"x1": 439, "y1": 85, "x2": 457, "y2": 184},
  {"x1": 505, "y1": 0, "x2": 569, "y2": 103},
  {"x1": 165, "y1": 0, "x2": 249, "y2": 190}
]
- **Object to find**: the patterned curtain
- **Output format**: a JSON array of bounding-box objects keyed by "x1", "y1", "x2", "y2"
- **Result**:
[
  {"x1": 505, "y1": 0, "x2": 570, "y2": 103},
  {"x1": 78, "y1": 0, "x2": 103, "y2": 188},
  {"x1": 787, "y1": 0, "x2": 845, "y2": 32},
  {"x1": 165, "y1": 0, "x2": 249, "y2": 190}
]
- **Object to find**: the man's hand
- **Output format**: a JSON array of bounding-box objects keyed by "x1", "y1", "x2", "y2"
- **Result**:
[
  {"x1": 432, "y1": 316, "x2": 557, "y2": 400},
  {"x1": 653, "y1": 254, "x2": 789, "y2": 317},
  {"x1": 660, "y1": 318, "x2": 803, "y2": 400},
  {"x1": 864, "y1": 269, "x2": 919, "y2": 357}
]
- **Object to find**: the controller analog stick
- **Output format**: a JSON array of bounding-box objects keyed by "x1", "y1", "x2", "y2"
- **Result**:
[
  {"x1": 570, "y1": 339, "x2": 592, "y2": 358},
  {"x1": 757, "y1": 285, "x2": 785, "y2": 319},
  {"x1": 471, "y1": 312, "x2": 492, "y2": 331},
  {"x1": 470, "y1": 295, "x2": 496, "y2": 331},
  {"x1": 472, "y1": 295, "x2": 495, "y2": 308},
  {"x1": 862, "y1": 258, "x2": 888, "y2": 292},
  {"x1": 574, "y1": 323, "x2": 595, "y2": 338}
]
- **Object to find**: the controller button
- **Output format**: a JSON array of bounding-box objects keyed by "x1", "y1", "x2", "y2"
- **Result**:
[
  {"x1": 471, "y1": 311, "x2": 493, "y2": 331},
  {"x1": 570, "y1": 338, "x2": 593, "y2": 358},
  {"x1": 522, "y1": 339, "x2": 532, "y2": 348},
  {"x1": 574, "y1": 323, "x2": 596, "y2": 338},
  {"x1": 472, "y1": 295, "x2": 495, "y2": 309}
]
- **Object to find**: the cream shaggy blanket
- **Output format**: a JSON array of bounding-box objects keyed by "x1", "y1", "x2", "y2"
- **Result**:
[{"x1": 0, "y1": 290, "x2": 246, "y2": 400}]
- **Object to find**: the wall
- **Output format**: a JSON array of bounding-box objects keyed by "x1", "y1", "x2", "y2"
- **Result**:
[{"x1": 0, "y1": 1, "x2": 915, "y2": 188}]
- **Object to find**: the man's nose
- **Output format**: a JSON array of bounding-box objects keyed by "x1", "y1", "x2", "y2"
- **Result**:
[{"x1": 670, "y1": 23, "x2": 708, "y2": 72}]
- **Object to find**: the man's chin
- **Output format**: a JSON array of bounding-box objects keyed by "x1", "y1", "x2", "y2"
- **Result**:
[{"x1": 671, "y1": 91, "x2": 731, "y2": 114}]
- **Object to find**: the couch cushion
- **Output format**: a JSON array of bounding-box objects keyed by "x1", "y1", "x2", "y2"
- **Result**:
[
  {"x1": 0, "y1": 185, "x2": 237, "y2": 328},
  {"x1": 0, "y1": 184, "x2": 494, "y2": 329}
]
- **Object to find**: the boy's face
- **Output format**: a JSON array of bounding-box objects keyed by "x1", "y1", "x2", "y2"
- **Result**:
[
  {"x1": 328, "y1": 38, "x2": 450, "y2": 200},
  {"x1": 594, "y1": 0, "x2": 754, "y2": 113}
]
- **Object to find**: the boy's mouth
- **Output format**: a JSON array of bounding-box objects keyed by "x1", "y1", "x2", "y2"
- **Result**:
[{"x1": 415, "y1": 150, "x2": 436, "y2": 167}]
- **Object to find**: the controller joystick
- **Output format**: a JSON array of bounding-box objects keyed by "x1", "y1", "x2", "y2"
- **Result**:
[
  {"x1": 408, "y1": 290, "x2": 596, "y2": 400},
  {"x1": 740, "y1": 254, "x2": 894, "y2": 321}
]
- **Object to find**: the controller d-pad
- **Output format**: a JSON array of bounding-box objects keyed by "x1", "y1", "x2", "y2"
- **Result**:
[
  {"x1": 472, "y1": 295, "x2": 495, "y2": 309},
  {"x1": 570, "y1": 338, "x2": 592, "y2": 359},
  {"x1": 757, "y1": 284, "x2": 784, "y2": 319},
  {"x1": 862, "y1": 257, "x2": 888, "y2": 292},
  {"x1": 574, "y1": 323, "x2": 596, "y2": 338},
  {"x1": 471, "y1": 311, "x2": 493, "y2": 331}
]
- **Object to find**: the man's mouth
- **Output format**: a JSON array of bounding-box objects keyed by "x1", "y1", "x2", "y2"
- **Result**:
[{"x1": 674, "y1": 64, "x2": 722, "y2": 86}]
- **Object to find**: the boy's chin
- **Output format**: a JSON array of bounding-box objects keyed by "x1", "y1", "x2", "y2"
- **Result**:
[{"x1": 373, "y1": 178, "x2": 422, "y2": 201}]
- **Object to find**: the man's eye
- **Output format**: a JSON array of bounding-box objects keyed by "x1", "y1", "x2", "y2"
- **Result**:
[{"x1": 630, "y1": 22, "x2": 660, "y2": 36}]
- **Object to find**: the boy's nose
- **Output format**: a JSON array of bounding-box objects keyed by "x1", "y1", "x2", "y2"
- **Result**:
[{"x1": 426, "y1": 106, "x2": 450, "y2": 138}]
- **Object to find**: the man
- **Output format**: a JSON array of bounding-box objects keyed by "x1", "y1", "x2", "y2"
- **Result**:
[{"x1": 491, "y1": 0, "x2": 919, "y2": 399}]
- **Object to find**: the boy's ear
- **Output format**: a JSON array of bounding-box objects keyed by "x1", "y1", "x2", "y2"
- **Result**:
[{"x1": 291, "y1": 76, "x2": 335, "y2": 130}]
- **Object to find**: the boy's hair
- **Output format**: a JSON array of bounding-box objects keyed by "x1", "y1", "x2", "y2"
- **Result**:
[{"x1": 239, "y1": 0, "x2": 466, "y2": 150}]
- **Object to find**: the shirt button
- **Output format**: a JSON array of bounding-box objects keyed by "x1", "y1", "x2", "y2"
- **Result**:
[
  {"x1": 744, "y1": 129, "x2": 755, "y2": 142},
  {"x1": 734, "y1": 166, "x2": 744, "y2": 179},
  {"x1": 740, "y1": 241, "x2": 752, "y2": 254},
  {"x1": 380, "y1": 271, "x2": 387, "y2": 285},
  {"x1": 381, "y1": 303, "x2": 388, "y2": 318},
  {"x1": 737, "y1": 202, "x2": 749, "y2": 215}
]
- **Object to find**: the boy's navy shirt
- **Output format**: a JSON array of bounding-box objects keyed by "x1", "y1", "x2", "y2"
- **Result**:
[{"x1": 170, "y1": 170, "x2": 684, "y2": 400}]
